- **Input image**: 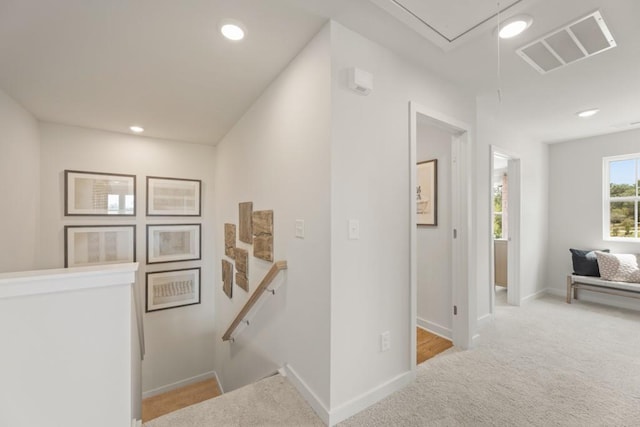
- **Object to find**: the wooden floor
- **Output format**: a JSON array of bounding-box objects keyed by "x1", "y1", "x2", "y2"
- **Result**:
[
  {"x1": 417, "y1": 327, "x2": 453, "y2": 365},
  {"x1": 142, "y1": 378, "x2": 222, "y2": 422}
]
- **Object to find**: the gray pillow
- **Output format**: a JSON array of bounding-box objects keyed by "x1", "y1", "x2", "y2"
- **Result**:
[{"x1": 570, "y1": 248, "x2": 609, "y2": 277}]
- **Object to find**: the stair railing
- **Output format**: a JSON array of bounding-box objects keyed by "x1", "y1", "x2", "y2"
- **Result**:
[{"x1": 222, "y1": 260, "x2": 287, "y2": 342}]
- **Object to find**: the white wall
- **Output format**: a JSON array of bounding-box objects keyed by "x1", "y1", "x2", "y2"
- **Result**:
[
  {"x1": 0, "y1": 89, "x2": 40, "y2": 273},
  {"x1": 213, "y1": 25, "x2": 332, "y2": 407},
  {"x1": 329, "y1": 21, "x2": 475, "y2": 414},
  {"x1": 476, "y1": 96, "x2": 549, "y2": 320},
  {"x1": 416, "y1": 121, "x2": 452, "y2": 337},
  {"x1": 547, "y1": 129, "x2": 640, "y2": 310},
  {"x1": 0, "y1": 264, "x2": 137, "y2": 427},
  {"x1": 38, "y1": 122, "x2": 216, "y2": 394}
]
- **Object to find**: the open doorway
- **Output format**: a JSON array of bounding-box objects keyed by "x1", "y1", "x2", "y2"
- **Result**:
[
  {"x1": 490, "y1": 147, "x2": 521, "y2": 311},
  {"x1": 415, "y1": 120, "x2": 454, "y2": 363},
  {"x1": 409, "y1": 102, "x2": 474, "y2": 372}
]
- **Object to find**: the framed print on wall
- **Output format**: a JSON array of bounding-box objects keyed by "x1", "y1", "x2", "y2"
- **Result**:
[
  {"x1": 416, "y1": 159, "x2": 437, "y2": 226},
  {"x1": 64, "y1": 170, "x2": 136, "y2": 216},
  {"x1": 146, "y1": 267, "x2": 201, "y2": 312},
  {"x1": 146, "y1": 176, "x2": 201, "y2": 216},
  {"x1": 147, "y1": 224, "x2": 201, "y2": 264},
  {"x1": 64, "y1": 225, "x2": 136, "y2": 268}
]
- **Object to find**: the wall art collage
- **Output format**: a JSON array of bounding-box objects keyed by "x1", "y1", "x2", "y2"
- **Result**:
[{"x1": 63, "y1": 169, "x2": 202, "y2": 312}]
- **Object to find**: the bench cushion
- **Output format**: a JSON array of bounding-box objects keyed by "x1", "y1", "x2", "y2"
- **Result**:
[{"x1": 571, "y1": 275, "x2": 640, "y2": 293}]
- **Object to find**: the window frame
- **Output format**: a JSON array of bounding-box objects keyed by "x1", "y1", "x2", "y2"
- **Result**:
[
  {"x1": 603, "y1": 153, "x2": 640, "y2": 242},
  {"x1": 493, "y1": 183, "x2": 504, "y2": 240}
]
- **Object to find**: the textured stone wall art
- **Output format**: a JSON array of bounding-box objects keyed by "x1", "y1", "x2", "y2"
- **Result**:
[
  {"x1": 224, "y1": 223, "x2": 236, "y2": 259},
  {"x1": 222, "y1": 259, "x2": 233, "y2": 299},
  {"x1": 252, "y1": 210, "x2": 273, "y2": 262},
  {"x1": 234, "y1": 248, "x2": 249, "y2": 291},
  {"x1": 239, "y1": 202, "x2": 253, "y2": 244}
]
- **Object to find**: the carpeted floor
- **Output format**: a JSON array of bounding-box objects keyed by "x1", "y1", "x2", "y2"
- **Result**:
[{"x1": 145, "y1": 295, "x2": 640, "y2": 426}]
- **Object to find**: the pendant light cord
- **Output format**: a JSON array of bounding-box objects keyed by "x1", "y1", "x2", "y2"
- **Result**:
[{"x1": 497, "y1": 2, "x2": 502, "y2": 103}]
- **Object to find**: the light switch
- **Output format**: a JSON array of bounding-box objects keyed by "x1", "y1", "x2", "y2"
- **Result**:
[
  {"x1": 348, "y1": 219, "x2": 360, "y2": 240},
  {"x1": 295, "y1": 219, "x2": 305, "y2": 239}
]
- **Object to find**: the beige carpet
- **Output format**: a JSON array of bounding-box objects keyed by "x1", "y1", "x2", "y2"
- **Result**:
[{"x1": 146, "y1": 295, "x2": 640, "y2": 426}]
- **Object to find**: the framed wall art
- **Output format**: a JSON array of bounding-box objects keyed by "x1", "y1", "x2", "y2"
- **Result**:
[
  {"x1": 146, "y1": 267, "x2": 201, "y2": 312},
  {"x1": 147, "y1": 224, "x2": 201, "y2": 264},
  {"x1": 64, "y1": 225, "x2": 136, "y2": 268},
  {"x1": 64, "y1": 170, "x2": 135, "y2": 216},
  {"x1": 417, "y1": 159, "x2": 437, "y2": 226},
  {"x1": 146, "y1": 176, "x2": 201, "y2": 216}
]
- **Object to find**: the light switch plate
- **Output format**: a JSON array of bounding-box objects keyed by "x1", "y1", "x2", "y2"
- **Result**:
[
  {"x1": 348, "y1": 219, "x2": 360, "y2": 240},
  {"x1": 295, "y1": 219, "x2": 305, "y2": 238}
]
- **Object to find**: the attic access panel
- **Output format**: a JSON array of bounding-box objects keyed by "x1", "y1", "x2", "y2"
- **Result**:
[
  {"x1": 517, "y1": 11, "x2": 616, "y2": 74},
  {"x1": 368, "y1": 0, "x2": 528, "y2": 51}
]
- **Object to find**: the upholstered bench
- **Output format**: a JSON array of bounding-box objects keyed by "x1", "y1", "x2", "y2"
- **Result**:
[{"x1": 566, "y1": 274, "x2": 640, "y2": 303}]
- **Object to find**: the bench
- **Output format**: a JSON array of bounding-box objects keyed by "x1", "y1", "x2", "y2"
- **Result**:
[{"x1": 566, "y1": 275, "x2": 640, "y2": 303}]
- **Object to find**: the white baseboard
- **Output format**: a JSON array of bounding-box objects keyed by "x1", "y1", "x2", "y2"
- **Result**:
[
  {"x1": 477, "y1": 313, "x2": 492, "y2": 329},
  {"x1": 283, "y1": 364, "x2": 331, "y2": 425},
  {"x1": 143, "y1": 370, "x2": 219, "y2": 399},
  {"x1": 545, "y1": 287, "x2": 565, "y2": 298},
  {"x1": 284, "y1": 363, "x2": 414, "y2": 427},
  {"x1": 214, "y1": 370, "x2": 224, "y2": 394},
  {"x1": 416, "y1": 317, "x2": 452, "y2": 340},
  {"x1": 328, "y1": 370, "x2": 413, "y2": 426},
  {"x1": 521, "y1": 288, "x2": 547, "y2": 305}
]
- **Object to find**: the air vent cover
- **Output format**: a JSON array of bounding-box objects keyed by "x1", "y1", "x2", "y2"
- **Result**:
[{"x1": 517, "y1": 11, "x2": 616, "y2": 74}]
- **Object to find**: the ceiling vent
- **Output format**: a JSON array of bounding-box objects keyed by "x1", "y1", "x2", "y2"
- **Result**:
[{"x1": 517, "y1": 11, "x2": 616, "y2": 74}]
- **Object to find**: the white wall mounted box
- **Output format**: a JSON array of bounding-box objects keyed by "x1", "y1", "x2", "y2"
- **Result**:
[{"x1": 348, "y1": 67, "x2": 373, "y2": 95}]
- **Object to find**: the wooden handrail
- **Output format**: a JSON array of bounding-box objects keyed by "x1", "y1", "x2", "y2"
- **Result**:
[{"x1": 222, "y1": 260, "x2": 287, "y2": 341}]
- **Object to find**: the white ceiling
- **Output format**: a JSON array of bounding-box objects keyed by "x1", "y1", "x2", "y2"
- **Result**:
[{"x1": 1, "y1": 0, "x2": 639, "y2": 145}]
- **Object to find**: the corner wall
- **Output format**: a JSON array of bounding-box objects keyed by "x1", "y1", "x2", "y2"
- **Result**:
[
  {"x1": 476, "y1": 96, "x2": 549, "y2": 320},
  {"x1": 0, "y1": 89, "x2": 40, "y2": 273},
  {"x1": 547, "y1": 129, "x2": 640, "y2": 310},
  {"x1": 37, "y1": 122, "x2": 217, "y2": 395},
  {"x1": 329, "y1": 21, "x2": 475, "y2": 417},
  {"x1": 212, "y1": 25, "x2": 332, "y2": 407}
]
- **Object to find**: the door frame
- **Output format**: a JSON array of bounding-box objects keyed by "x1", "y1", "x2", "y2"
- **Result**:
[
  {"x1": 489, "y1": 145, "x2": 521, "y2": 311},
  {"x1": 409, "y1": 101, "x2": 475, "y2": 373}
]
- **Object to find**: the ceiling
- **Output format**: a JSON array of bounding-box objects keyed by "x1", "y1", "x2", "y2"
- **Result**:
[{"x1": 0, "y1": 0, "x2": 639, "y2": 145}]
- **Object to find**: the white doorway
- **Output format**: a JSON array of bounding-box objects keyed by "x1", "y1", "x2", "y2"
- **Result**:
[
  {"x1": 490, "y1": 146, "x2": 521, "y2": 311},
  {"x1": 409, "y1": 102, "x2": 475, "y2": 373}
]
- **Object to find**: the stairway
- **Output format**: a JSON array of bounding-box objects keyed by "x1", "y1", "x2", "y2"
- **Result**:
[{"x1": 143, "y1": 374, "x2": 323, "y2": 426}]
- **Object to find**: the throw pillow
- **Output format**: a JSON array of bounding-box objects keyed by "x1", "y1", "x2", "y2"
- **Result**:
[
  {"x1": 569, "y1": 248, "x2": 609, "y2": 277},
  {"x1": 594, "y1": 251, "x2": 640, "y2": 283}
]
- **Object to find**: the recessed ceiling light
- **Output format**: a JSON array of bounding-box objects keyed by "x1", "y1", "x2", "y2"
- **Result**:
[
  {"x1": 498, "y1": 15, "x2": 533, "y2": 39},
  {"x1": 220, "y1": 21, "x2": 245, "y2": 41},
  {"x1": 576, "y1": 109, "x2": 600, "y2": 118},
  {"x1": 130, "y1": 125, "x2": 144, "y2": 133}
]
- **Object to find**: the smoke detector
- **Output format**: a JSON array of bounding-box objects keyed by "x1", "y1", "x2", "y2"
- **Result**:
[{"x1": 517, "y1": 11, "x2": 616, "y2": 74}]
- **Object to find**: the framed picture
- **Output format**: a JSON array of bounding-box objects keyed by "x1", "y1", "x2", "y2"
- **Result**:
[
  {"x1": 146, "y1": 176, "x2": 201, "y2": 216},
  {"x1": 64, "y1": 225, "x2": 136, "y2": 268},
  {"x1": 65, "y1": 170, "x2": 135, "y2": 216},
  {"x1": 417, "y1": 159, "x2": 437, "y2": 226},
  {"x1": 146, "y1": 267, "x2": 201, "y2": 312},
  {"x1": 147, "y1": 224, "x2": 201, "y2": 264}
]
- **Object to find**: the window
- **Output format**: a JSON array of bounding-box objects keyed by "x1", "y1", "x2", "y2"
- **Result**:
[
  {"x1": 493, "y1": 183, "x2": 504, "y2": 239},
  {"x1": 604, "y1": 154, "x2": 640, "y2": 240},
  {"x1": 493, "y1": 172, "x2": 508, "y2": 240}
]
